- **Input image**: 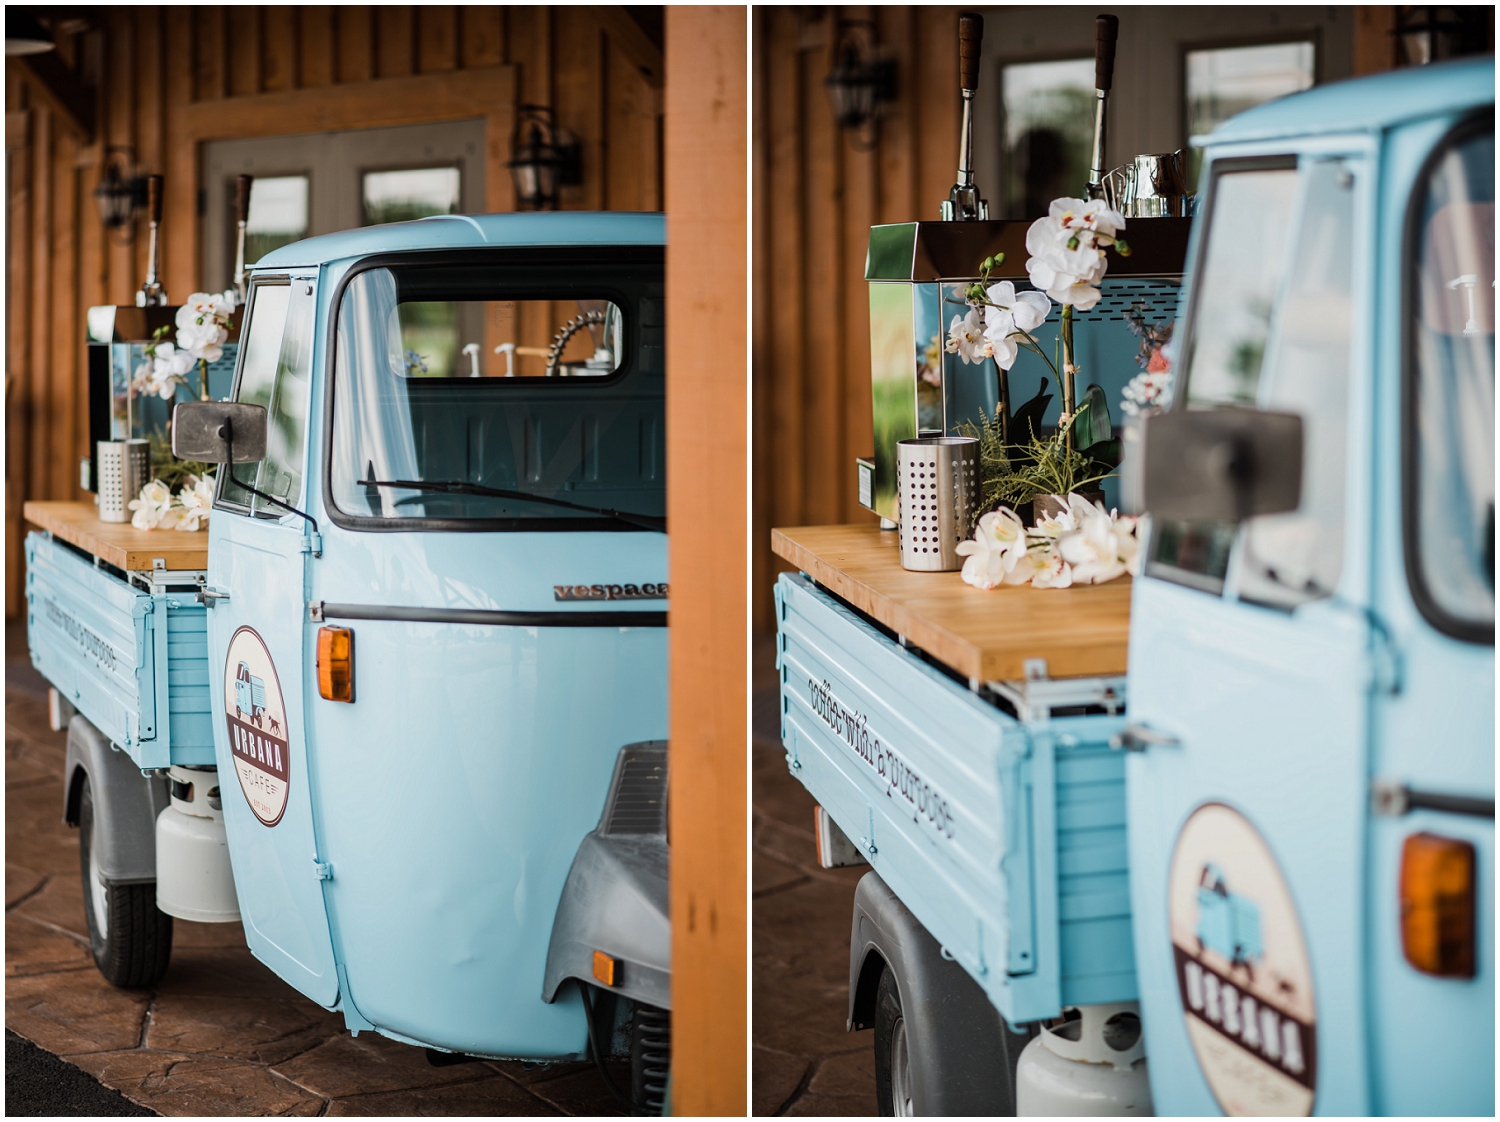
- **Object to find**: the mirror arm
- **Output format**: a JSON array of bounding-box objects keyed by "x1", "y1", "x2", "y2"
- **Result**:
[{"x1": 221, "y1": 420, "x2": 320, "y2": 537}]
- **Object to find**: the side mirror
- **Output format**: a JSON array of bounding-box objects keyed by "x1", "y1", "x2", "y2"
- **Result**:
[
  {"x1": 1141, "y1": 407, "x2": 1303, "y2": 522},
  {"x1": 171, "y1": 402, "x2": 268, "y2": 463}
]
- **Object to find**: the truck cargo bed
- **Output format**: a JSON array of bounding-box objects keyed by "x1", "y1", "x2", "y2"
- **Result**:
[{"x1": 775, "y1": 570, "x2": 1136, "y2": 1025}]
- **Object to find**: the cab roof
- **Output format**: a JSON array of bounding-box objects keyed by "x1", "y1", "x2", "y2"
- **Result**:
[
  {"x1": 1198, "y1": 55, "x2": 1494, "y2": 147},
  {"x1": 253, "y1": 211, "x2": 665, "y2": 270}
]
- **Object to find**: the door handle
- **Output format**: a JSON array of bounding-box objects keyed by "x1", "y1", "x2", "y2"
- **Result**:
[
  {"x1": 1110, "y1": 723, "x2": 1181, "y2": 752},
  {"x1": 198, "y1": 587, "x2": 231, "y2": 607}
]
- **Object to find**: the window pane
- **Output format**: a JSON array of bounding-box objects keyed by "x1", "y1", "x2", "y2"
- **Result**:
[
  {"x1": 1149, "y1": 164, "x2": 1299, "y2": 588},
  {"x1": 1411, "y1": 128, "x2": 1495, "y2": 633},
  {"x1": 221, "y1": 281, "x2": 315, "y2": 517},
  {"x1": 330, "y1": 253, "x2": 664, "y2": 528},
  {"x1": 1238, "y1": 159, "x2": 1356, "y2": 608},
  {"x1": 362, "y1": 167, "x2": 461, "y2": 225},
  {"x1": 1185, "y1": 42, "x2": 1314, "y2": 187},
  {"x1": 1001, "y1": 58, "x2": 1094, "y2": 219},
  {"x1": 244, "y1": 176, "x2": 308, "y2": 264},
  {"x1": 1185, "y1": 167, "x2": 1301, "y2": 407},
  {"x1": 398, "y1": 299, "x2": 625, "y2": 379}
]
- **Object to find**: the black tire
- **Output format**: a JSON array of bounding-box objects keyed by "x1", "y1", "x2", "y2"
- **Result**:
[
  {"x1": 78, "y1": 777, "x2": 172, "y2": 987},
  {"x1": 630, "y1": 1004, "x2": 671, "y2": 1115},
  {"x1": 874, "y1": 967, "x2": 915, "y2": 1116}
]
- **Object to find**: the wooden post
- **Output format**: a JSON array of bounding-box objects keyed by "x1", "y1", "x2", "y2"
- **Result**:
[{"x1": 664, "y1": 6, "x2": 747, "y2": 1115}]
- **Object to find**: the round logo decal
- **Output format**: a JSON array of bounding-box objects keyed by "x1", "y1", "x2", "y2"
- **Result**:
[
  {"x1": 1168, "y1": 803, "x2": 1317, "y2": 1116},
  {"x1": 223, "y1": 627, "x2": 290, "y2": 827}
]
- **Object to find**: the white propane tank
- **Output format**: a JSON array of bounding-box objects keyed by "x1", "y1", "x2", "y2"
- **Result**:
[
  {"x1": 1016, "y1": 1002, "x2": 1153, "y2": 1116},
  {"x1": 156, "y1": 765, "x2": 241, "y2": 922}
]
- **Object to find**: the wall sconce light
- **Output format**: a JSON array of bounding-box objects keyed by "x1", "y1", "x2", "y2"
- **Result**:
[
  {"x1": 5, "y1": 9, "x2": 56, "y2": 55},
  {"x1": 507, "y1": 105, "x2": 583, "y2": 211},
  {"x1": 93, "y1": 147, "x2": 148, "y2": 243},
  {"x1": 1393, "y1": 6, "x2": 1491, "y2": 66},
  {"x1": 824, "y1": 21, "x2": 897, "y2": 148}
]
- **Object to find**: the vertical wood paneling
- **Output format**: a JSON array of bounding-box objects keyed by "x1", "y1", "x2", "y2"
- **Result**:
[
  {"x1": 461, "y1": 6, "x2": 504, "y2": 70},
  {"x1": 603, "y1": 38, "x2": 659, "y2": 212},
  {"x1": 376, "y1": 7, "x2": 416, "y2": 80},
  {"x1": 49, "y1": 124, "x2": 79, "y2": 501},
  {"x1": 335, "y1": 7, "x2": 374, "y2": 84},
  {"x1": 8, "y1": 5, "x2": 664, "y2": 622},
  {"x1": 7, "y1": 81, "x2": 34, "y2": 617},
  {"x1": 195, "y1": 8, "x2": 227, "y2": 102},
  {"x1": 417, "y1": 7, "x2": 457, "y2": 74},
  {"x1": 28, "y1": 103, "x2": 54, "y2": 505},
  {"x1": 299, "y1": 8, "x2": 335, "y2": 87},
  {"x1": 753, "y1": 6, "x2": 961, "y2": 629},
  {"x1": 226, "y1": 7, "x2": 262, "y2": 97},
  {"x1": 262, "y1": 7, "x2": 298, "y2": 92},
  {"x1": 554, "y1": 9, "x2": 603, "y2": 210}
]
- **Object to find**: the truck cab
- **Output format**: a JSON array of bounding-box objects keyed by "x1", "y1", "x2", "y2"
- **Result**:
[
  {"x1": 33, "y1": 210, "x2": 673, "y2": 1111},
  {"x1": 1130, "y1": 56, "x2": 1493, "y2": 1116}
]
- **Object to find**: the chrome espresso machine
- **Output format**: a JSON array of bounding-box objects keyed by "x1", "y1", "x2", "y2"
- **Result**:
[{"x1": 858, "y1": 14, "x2": 1192, "y2": 523}]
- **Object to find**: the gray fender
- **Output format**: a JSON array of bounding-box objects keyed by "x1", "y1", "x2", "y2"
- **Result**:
[
  {"x1": 848, "y1": 870, "x2": 1036, "y2": 1116},
  {"x1": 62, "y1": 714, "x2": 169, "y2": 885},
  {"x1": 543, "y1": 742, "x2": 670, "y2": 1011}
]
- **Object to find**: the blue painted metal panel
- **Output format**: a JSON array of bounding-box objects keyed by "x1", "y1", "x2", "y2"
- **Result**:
[
  {"x1": 776, "y1": 571, "x2": 1133, "y2": 1025},
  {"x1": 256, "y1": 211, "x2": 665, "y2": 270},
  {"x1": 25, "y1": 532, "x2": 214, "y2": 769}
]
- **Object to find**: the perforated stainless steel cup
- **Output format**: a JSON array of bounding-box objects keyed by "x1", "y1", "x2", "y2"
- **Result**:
[
  {"x1": 97, "y1": 439, "x2": 150, "y2": 523},
  {"x1": 896, "y1": 436, "x2": 978, "y2": 571}
]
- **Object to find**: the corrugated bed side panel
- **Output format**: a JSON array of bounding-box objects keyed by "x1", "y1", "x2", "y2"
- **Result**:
[
  {"x1": 166, "y1": 601, "x2": 217, "y2": 765},
  {"x1": 25, "y1": 533, "x2": 147, "y2": 754},
  {"x1": 1054, "y1": 729, "x2": 1137, "y2": 1006}
]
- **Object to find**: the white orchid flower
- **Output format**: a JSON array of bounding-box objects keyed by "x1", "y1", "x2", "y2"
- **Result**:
[
  {"x1": 956, "y1": 507, "x2": 1029, "y2": 590},
  {"x1": 1057, "y1": 501, "x2": 1137, "y2": 584},
  {"x1": 981, "y1": 281, "x2": 1051, "y2": 371},
  {"x1": 1024, "y1": 197, "x2": 1127, "y2": 310},
  {"x1": 1006, "y1": 543, "x2": 1074, "y2": 588},
  {"x1": 1033, "y1": 497, "x2": 1080, "y2": 539},
  {"x1": 946, "y1": 308, "x2": 991, "y2": 364},
  {"x1": 175, "y1": 474, "x2": 214, "y2": 531},
  {"x1": 128, "y1": 479, "x2": 176, "y2": 530}
]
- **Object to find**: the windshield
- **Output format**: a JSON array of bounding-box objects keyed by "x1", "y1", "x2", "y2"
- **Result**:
[{"x1": 327, "y1": 248, "x2": 664, "y2": 530}]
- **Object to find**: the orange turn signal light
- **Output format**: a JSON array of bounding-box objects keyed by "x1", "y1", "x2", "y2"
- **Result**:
[
  {"x1": 316, "y1": 626, "x2": 354, "y2": 703},
  {"x1": 592, "y1": 949, "x2": 617, "y2": 987},
  {"x1": 1400, "y1": 832, "x2": 1476, "y2": 978}
]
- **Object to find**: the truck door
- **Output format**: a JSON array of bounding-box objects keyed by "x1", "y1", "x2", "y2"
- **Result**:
[
  {"x1": 206, "y1": 273, "x2": 340, "y2": 1007},
  {"x1": 1125, "y1": 151, "x2": 1374, "y2": 1115},
  {"x1": 1364, "y1": 114, "x2": 1493, "y2": 1116}
]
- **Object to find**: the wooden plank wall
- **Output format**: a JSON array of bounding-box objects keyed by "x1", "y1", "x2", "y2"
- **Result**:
[
  {"x1": 5, "y1": 6, "x2": 665, "y2": 618},
  {"x1": 664, "y1": 9, "x2": 747, "y2": 1113},
  {"x1": 751, "y1": 5, "x2": 961, "y2": 632}
]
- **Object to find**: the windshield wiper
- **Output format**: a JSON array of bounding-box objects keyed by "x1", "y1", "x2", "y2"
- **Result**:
[{"x1": 358, "y1": 479, "x2": 666, "y2": 533}]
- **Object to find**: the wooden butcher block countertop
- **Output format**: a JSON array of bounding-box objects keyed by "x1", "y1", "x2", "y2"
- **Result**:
[
  {"x1": 24, "y1": 500, "x2": 208, "y2": 572},
  {"x1": 771, "y1": 523, "x2": 1131, "y2": 683}
]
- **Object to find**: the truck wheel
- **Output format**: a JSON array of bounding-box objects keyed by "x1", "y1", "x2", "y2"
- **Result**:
[
  {"x1": 78, "y1": 776, "x2": 172, "y2": 987},
  {"x1": 631, "y1": 1003, "x2": 671, "y2": 1115},
  {"x1": 874, "y1": 967, "x2": 915, "y2": 1116}
]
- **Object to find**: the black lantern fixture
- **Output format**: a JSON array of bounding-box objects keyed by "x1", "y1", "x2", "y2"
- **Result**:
[
  {"x1": 1393, "y1": 6, "x2": 1492, "y2": 67},
  {"x1": 508, "y1": 105, "x2": 582, "y2": 211},
  {"x1": 5, "y1": 9, "x2": 55, "y2": 55},
  {"x1": 824, "y1": 21, "x2": 896, "y2": 146},
  {"x1": 93, "y1": 148, "x2": 148, "y2": 242}
]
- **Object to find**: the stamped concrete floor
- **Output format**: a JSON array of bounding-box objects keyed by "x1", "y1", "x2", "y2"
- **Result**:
[
  {"x1": 751, "y1": 633, "x2": 877, "y2": 1117},
  {"x1": 5, "y1": 629, "x2": 627, "y2": 1117}
]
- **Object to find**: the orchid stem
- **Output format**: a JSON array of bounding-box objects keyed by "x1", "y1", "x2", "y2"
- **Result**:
[{"x1": 1061, "y1": 305, "x2": 1076, "y2": 453}]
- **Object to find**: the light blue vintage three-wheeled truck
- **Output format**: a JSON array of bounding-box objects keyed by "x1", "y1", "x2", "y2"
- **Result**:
[
  {"x1": 29, "y1": 211, "x2": 673, "y2": 1112},
  {"x1": 774, "y1": 54, "x2": 1492, "y2": 1117}
]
